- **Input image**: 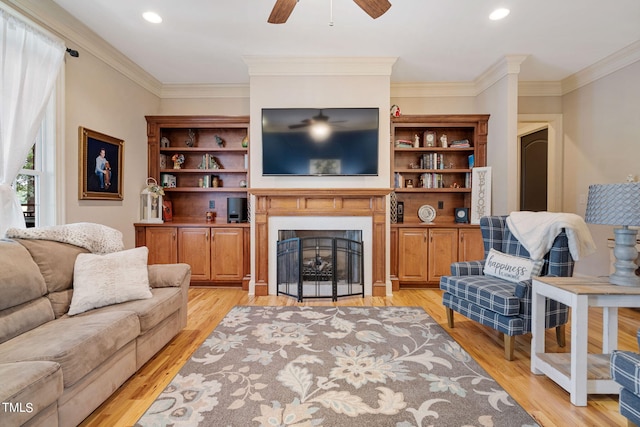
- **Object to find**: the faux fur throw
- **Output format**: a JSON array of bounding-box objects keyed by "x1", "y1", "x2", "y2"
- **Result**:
[
  {"x1": 5, "y1": 223, "x2": 124, "y2": 254},
  {"x1": 506, "y1": 211, "x2": 596, "y2": 261}
]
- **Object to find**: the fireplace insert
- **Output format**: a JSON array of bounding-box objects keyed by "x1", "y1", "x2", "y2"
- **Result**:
[{"x1": 276, "y1": 236, "x2": 364, "y2": 301}]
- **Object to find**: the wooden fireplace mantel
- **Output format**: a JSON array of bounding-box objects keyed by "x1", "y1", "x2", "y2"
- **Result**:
[{"x1": 250, "y1": 188, "x2": 392, "y2": 297}]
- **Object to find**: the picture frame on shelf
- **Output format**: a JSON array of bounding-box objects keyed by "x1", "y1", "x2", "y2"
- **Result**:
[{"x1": 78, "y1": 127, "x2": 124, "y2": 200}]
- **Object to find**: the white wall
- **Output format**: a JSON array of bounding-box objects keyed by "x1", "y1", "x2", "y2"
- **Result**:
[
  {"x1": 249, "y1": 74, "x2": 391, "y2": 190},
  {"x1": 562, "y1": 60, "x2": 640, "y2": 276},
  {"x1": 63, "y1": 50, "x2": 160, "y2": 248}
]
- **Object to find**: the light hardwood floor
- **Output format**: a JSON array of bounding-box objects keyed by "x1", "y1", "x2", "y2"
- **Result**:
[{"x1": 80, "y1": 287, "x2": 638, "y2": 426}]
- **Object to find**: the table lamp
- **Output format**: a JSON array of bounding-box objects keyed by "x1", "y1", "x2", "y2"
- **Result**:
[{"x1": 585, "y1": 182, "x2": 640, "y2": 286}]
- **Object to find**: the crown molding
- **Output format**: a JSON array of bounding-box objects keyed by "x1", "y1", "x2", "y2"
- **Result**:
[
  {"x1": 474, "y1": 55, "x2": 528, "y2": 94},
  {"x1": 5, "y1": 0, "x2": 163, "y2": 97},
  {"x1": 243, "y1": 56, "x2": 398, "y2": 77},
  {"x1": 561, "y1": 40, "x2": 640, "y2": 95},
  {"x1": 161, "y1": 84, "x2": 250, "y2": 99}
]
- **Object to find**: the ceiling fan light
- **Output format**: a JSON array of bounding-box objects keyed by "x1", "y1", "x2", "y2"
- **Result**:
[
  {"x1": 489, "y1": 8, "x2": 510, "y2": 21},
  {"x1": 143, "y1": 11, "x2": 163, "y2": 24},
  {"x1": 310, "y1": 122, "x2": 331, "y2": 141}
]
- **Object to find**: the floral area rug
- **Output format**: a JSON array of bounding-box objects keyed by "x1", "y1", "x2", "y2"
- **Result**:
[{"x1": 136, "y1": 306, "x2": 538, "y2": 427}]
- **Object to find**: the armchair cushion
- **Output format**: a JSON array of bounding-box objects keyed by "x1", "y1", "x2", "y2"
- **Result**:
[{"x1": 440, "y1": 275, "x2": 522, "y2": 316}]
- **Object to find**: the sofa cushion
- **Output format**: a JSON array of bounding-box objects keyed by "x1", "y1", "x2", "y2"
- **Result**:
[
  {"x1": 440, "y1": 275, "x2": 522, "y2": 316},
  {"x1": 0, "y1": 297, "x2": 54, "y2": 345},
  {"x1": 0, "y1": 240, "x2": 47, "y2": 311},
  {"x1": 0, "y1": 310, "x2": 140, "y2": 387},
  {"x1": 68, "y1": 247, "x2": 153, "y2": 315},
  {"x1": 15, "y1": 239, "x2": 89, "y2": 294},
  {"x1": 0, "y1": 361, "x2": 63, "y2": 426},
  {"x1": 89, "y1": 287, "x2": 183, "y2": 334},
  {"x1": 483, "y1": 248, "x2": 543, "y2": 283}
]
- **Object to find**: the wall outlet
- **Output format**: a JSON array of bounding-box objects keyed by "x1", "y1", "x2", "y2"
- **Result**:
[{"x1": 209, "y1": 200, "x2": 215, "y2": 209}]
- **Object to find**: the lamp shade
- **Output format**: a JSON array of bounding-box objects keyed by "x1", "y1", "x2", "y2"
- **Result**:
[{"x1": 585, "y1": 182, "x2": 640, "y2": 226}]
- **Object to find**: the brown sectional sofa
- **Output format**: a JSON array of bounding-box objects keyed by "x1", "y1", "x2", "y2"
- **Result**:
[{"x1": 0, "y1": 238, "x2": 191, "y2": 427}]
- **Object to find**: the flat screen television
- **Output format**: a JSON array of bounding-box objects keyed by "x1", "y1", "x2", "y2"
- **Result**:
[{"x1": 262, "y1": 107, "x2": 379, "y2": 176}]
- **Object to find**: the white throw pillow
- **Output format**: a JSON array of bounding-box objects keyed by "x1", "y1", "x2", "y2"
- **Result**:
[
  {"x1": 483, "y1": 248, "x2": 544, "y2": 283},
  {"x1": 68, "y1": 246, "x2": 152, "y2": 315}
]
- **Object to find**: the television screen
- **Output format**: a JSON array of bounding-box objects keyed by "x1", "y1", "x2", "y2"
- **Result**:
[{"x1": 262, "y1": 108, "x2": 379, "y2": 176}]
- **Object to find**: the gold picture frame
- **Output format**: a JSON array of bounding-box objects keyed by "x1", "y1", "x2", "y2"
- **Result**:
[{"x1": 79, "y1": 127, "x2": 124, "y2": 200}]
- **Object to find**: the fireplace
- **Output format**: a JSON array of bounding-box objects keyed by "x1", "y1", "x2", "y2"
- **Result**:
[
  {"x1": 277, "y1": 230, "x2": 364, "y2": 301},
  {"x1": 250, "y1": 189, "x2": 391, "y2": 297}
]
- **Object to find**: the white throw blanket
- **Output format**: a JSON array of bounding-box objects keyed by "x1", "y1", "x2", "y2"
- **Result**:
[
  {"x1": 5, "y1": 223, "x2": 124, "y2": 254},
  {"x1": 506, "y1": 211, "x2": 596, "y2": 261}
]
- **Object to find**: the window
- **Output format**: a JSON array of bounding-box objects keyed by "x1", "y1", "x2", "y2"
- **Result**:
[{"x1": 14, "y1": 94, "x2": 57, "y2": 227}]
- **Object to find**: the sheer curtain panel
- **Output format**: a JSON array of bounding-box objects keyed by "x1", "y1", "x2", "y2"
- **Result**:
[{"x1": 0, "y1": 8, "x2": 64, "y2": 236}]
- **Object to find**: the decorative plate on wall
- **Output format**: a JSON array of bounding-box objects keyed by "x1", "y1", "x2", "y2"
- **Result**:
[{"x1": 418, "y1": 204, "x2": 436, "y2": 223}]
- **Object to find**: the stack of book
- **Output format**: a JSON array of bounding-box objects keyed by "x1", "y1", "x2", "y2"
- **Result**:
[{"x1": 450, "y1": 139, "x2": 471, "y2": 148}]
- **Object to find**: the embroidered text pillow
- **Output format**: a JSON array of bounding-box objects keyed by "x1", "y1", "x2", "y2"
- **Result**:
[{"x1": 483, "y1": 248, "x2": 544, "y2": 283}]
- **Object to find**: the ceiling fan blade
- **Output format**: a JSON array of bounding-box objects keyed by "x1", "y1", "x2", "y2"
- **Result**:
[
  {"x1": 268, "y1": 0, "x2": 298, "y2": 24},
  {"x1": 352, "y1": 0, "x2": 391, "y2": 19}
]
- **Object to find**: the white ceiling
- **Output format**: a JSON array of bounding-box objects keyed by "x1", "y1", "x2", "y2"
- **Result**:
[{"x1": 50, "y1": 0, "x2": 640, "y2": 85}]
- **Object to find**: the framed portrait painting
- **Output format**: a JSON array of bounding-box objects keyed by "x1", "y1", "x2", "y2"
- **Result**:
[{"x1": 79, "y1": 127, "x2": 124, "y2": 200}]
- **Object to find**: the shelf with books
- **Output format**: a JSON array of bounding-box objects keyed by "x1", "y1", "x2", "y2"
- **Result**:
[
  {"x1": 146, "y1": 115, "x2": 250, "y2": 224},
  {"x1": 390, "y1": 114, "x2": 488, "y2": 224}
]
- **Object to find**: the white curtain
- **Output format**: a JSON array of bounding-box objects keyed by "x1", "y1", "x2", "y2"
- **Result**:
[{"x1": 0, "y1": 8, "x2": 65, "y2": 236}]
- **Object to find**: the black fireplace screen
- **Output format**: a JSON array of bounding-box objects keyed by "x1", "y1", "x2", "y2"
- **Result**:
[{"x1": 277, "y1": 236, "x2": 364, "y2": 301}]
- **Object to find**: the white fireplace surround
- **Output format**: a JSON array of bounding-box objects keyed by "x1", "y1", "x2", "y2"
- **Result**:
[{"x1": 268, "y1": 216, "x2": 373, "y2": 296}]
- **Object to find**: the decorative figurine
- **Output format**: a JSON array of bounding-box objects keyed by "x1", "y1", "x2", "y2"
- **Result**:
[
  {"x1": 215, "y1": 135, "x2": 224, "y2": 147},
  {"x1": 414, "y1": 134, "x2": 420, "y2": 148},
  {"x1": 171, "y1": 154, "x2": 184, "y2": 169},
  {"x1": 390, "y1": 104, "x2": 401, "y2": 117},
  {"x1": 241, "y1": 135, "x2": 249, "y2": 148},
  {"x1": 440, "y1": 134, "x2": 448, "y2": 148},
  {"x1": 185, "y1": 129, "x2": 195, "y2": 147}
]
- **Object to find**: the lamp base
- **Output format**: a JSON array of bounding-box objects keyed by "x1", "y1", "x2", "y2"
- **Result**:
[{"x1": 610, "y1": 226, "x2": 640, "y2": 287}]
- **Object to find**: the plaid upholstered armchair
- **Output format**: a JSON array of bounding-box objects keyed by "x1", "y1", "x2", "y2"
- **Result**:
[
  {"x1": 439, "y1": 215, "x2": 575, "y2": 360},
  {"x1": 611, "y1": 328, "x2": 640, "y2": 426}
]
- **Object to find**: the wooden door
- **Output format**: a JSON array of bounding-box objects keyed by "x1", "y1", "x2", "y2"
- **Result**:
[
  {"x1": 398, "y1": 228, "x2": 428, "y2": 282},
  {"x1": 458, "y1": 228, "x2": 485, "y2": 262},
  {"x1": 178, "y1": 227, "x2": 211, "y2": 281},
  {"x1": 520, "y1": 128, "x2": 548, "y2": 211},
  {"x1": 211, "y1": 227, "x2": 244, "y2": 282},
  {"x1": 145, "y1": 227, "x2": 177, "y2": 265},
  {"x1": 428, "y1": 228, "x2": 458, "y2": 283}
]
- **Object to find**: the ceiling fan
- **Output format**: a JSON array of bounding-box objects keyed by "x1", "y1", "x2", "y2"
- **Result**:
[
  {"x1": 268, "y1": 0, "x2": 392, "y2": 24},
  {"x1": 288, "y1": 110, "x2": 345, "y2": 129}
]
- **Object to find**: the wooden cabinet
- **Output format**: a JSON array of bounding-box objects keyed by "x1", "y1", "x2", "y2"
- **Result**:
[
  {"x1": 139, "y1": 116, "x2": 250, "y2": 287},
  {"x1": 459, "y1": 228, "x2": 484, "y2": 261},
  {"x1": 394, "y1": 225, "x2": 484, "y2": 287},
  {"x1": 178, "y1": 227, "x2": 210, "y2": 281},
  {"x1": 145, "y1": 227, "x2": 177, "y2": 265},
  {"x1": 211, "y1": 227, "x2": 244, "y2": 281},
  {"x1": 391, "y1": 114, "x2": 489, "y2": 287},
  {"x1": 136, "y1": 223, "x2": 248, "y2": 285},
  {"x1": 427, "y1": 228, "x2": 458, "y2": 283},
  {"x1": 397, "y1": 228, "x2": 428, "y2": 282}
]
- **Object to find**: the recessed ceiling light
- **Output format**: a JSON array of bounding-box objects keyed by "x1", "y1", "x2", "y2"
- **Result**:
[
  {"x1": 489, "y1": 8, "x2": 510, "y2": 21},
  {"x1": 143, "y1": 11, "x2": 162, "y2": 24}
]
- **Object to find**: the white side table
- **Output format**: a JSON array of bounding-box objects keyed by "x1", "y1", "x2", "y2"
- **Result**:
[{"x1": 531, "y1": 276, "x2": 640, "y2": 406}]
